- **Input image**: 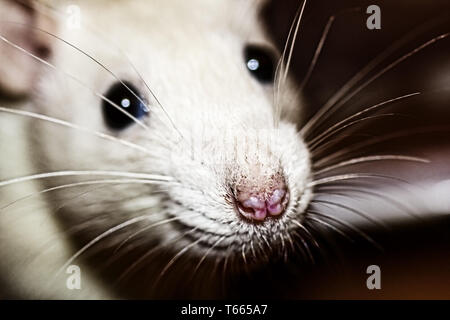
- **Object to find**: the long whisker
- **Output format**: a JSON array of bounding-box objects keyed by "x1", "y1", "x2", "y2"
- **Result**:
[
  {"x1": 29, "y1": 203, "x2": 167, "y2": 270},
  {"x1": 325, "y1": 33, "x2": 450, "y2": 121},
  {"x1": 0, "y1": 178, "x2": 163, "y2": 211},
  {"x1": 305, "y1": 216, "x2": 354, "y2": 242},
  {"x1": 308, "y1": 210, "x2": 382, "y2": 251},
  {"x1": 57, "y1": 212, "x2": 202, "y2": 277},
  {"x1": 314, "y1": 186, "x2": 421, "y2": 219},
  {"x1": 307, "y1": 92, "x2": 420, "y2": 148},
  {"x1": 311, "y1": 199, "x2": 387, "y2": 228},
  {"x1": 314, "y1": 155, "x2": 429, "y2": 174},
  {"x1": 315, "y1": 125, "x2": 450, "y2": 167},
  {"x1": 0, "y1": 170, "x2": 172, "y2": 188},
  {"x1": 274, "y1": 0, "x2": 307, "y2": 124},
  {"x1": 307, "y1": 173, "x2": 410, "y2": 188},
  {"x1": 0, "y1": 107, "x2": 153, "y2": 156},
  {"x1": 290, "y1": 227, "x2": 315, "y2": 263},
  {"x1": 112, "y1": 211, "x2": 201, "y2": 254},
  {"x1": 115, "y1": 223, "x2": 201, "y2": 284},
  {"x1": 281, "y1": 0, "x2": 307, "y2": 85},
  {"x1": 310, "y1": 113, "x2": 403, "y2": 151},
  {"x1": 291, "y1": 219, "x2": 320, "y2": 250},
  {"x1": 193, "y1": 237, "x2": 228, "y2": 276},
  {"x1": 154, "y1": 235, "x2": 209, "y2": 287},
  {"x1": 301, "y1": 31, "x2": 449, "y2": 137},
  {"x1": 55, "y1": 214, "x2": 153, "y2": 276},
  {"x1": 298, "y1": 7, "x2": 361, "y2": 90}
]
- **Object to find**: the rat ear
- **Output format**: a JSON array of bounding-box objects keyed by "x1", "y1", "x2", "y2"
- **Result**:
[{"x1": 0, "y1": 0, "x2": 56, "y2": 100}]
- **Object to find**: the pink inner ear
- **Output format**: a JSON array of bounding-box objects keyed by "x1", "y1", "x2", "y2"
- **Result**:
[{"x1": 0, "y1": 0, "x2": 55, "y2": 97}]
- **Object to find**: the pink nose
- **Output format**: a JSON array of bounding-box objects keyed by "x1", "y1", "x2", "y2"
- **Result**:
[{"x1": 235, "y1": 181, "x2": 289, "y2": 222}]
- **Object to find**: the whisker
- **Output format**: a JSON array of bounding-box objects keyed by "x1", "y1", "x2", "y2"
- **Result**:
[
  {"x1": 299, "y1": 7, "x2": 361, "y2": 90},
  {"x1": 0, "y1": 178, "x2": 166, "y2": 211},
  {"x1": 192, "y1": 236, "x2": 227, "y2": 276},
  {"x1": 281, "y1": 0, "x2": 307, "y2": 85},
  {"x1": 308, "y1": 210, "x2": 383, "y2": 251},
  {"x1": 57, "y1": 212, "x2": 202, "y2": 278},
  {"x1": 115, "y1": 224, "x2": 201, "y2": 284},
  {"x1": 301, "y1": 31, "x2": 449, "y2": 137},
  {"x1": 291, "y1": 219, "x2": 320, "y2": 249},
  {"x1": 315, "y1": 125, "x2": 450, "y2": 167},
  {"x1": 29, "y1": 205, "x2": 167, "y2": 271},
  {"x1": 307, "y1": 173, "x2": 410, "y2": 188},
  {"x1": 310, "y1": 113, "x2": 403, "y2": 151},
  {"x1": 55, "y1": 214, "x2": 153, "y2": 276},
  {"x1": 131, "y1": 61, "x2": 186, "y2": 142},
  {"x1": 314, "y1": 186, "x2": 421, "y2": 219},
  {"x1": 311, "y1": 199, "x2": 388, "y2": 228},
  {"x1": 154, "y1": 235, "x2": 209, "y2": 287},
  {"x1": 307, "y1": 92, "x2": 420, "y2": 148},
  {"x1": 279, "y1": 232, "x2": 287, "y2": 262},
  {"x1": 324, "y1": 33, "x2": 450, "y2": 121},
  {"x1": 314, "y1": 155, "x2": 429, "y2": 174},
  {"x1": 0, "y1": 107, "x2": 155, "y2": 156},
  {"x1": 112, "y1": 209, "x2": 203, "y2": 255},
  {"x1": 0, "y1": 170, "x2": 172, "y2": 188},
  {"x1": 305, "y1": 216, "x2": 354, "y2": 242},
  {"x1": 274, "y1": 0, "x2": 307, "y2": 124},
  {"x1": 290, "y1": 219, "x2": 320, "y2": 263},
  {"x1": 291, "y1": 229, "x2": 315, "y2": 264},
  {"x1": 241, "y1": 243, "x2": 248, "y2": 266}
]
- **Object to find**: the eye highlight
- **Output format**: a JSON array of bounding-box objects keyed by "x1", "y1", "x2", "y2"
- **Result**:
[
  {"x1": 244, "y1": 45, "x2": 276, "y2": 83},
  {"x1": 102, "y1": 81, "x2": 148, "y2": 130}
]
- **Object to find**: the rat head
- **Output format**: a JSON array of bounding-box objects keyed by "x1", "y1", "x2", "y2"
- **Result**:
[{"x1": 5, "y1": 0, "x2": 312, "y2": 277}]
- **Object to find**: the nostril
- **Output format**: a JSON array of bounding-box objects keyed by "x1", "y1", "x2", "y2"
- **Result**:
[
  {"x1": 235, "y1": 184, "x2": 289, "y2": 222},
  {"x1": 238, "y1": 196, "x2": 267, "y2": 221},
  {"x1": 267, "y1": 189, "x2": 288, "y2": 216}
]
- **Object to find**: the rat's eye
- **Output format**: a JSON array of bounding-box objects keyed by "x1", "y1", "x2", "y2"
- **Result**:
[
  {"x1": 102, "y1": 81, "x2": 148, "y2": 130},
  {"x1": 244, "y1": 45, "x2": 276, "y2": 83}
]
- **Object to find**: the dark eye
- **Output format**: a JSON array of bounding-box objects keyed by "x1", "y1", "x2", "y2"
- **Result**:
[
  {"x1": 244, "y1": 45, "x2": 276, "y2": 83},
  {"x1": 102, "y1": 81, "x2": 148, "y2": 130}
]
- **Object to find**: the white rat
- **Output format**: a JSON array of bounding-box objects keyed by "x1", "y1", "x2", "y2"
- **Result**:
[
  {"x1": 0, "y1": 0, "x2": 448, "y2": 299},
  {"x1": 0, "y1": 0, "x2": 314, "y2": 299}
]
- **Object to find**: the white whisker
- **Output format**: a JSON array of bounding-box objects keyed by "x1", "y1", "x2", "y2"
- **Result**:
[
  {"x1": 308, "y1": 210, "x2": 382, "y2": 251},
  {"x1": 307, "y1": 92, "x2": 421, "y2": 148},
  {"x1": 314, "y1": 155, "x2": 429, "y2": 174},
  {"x1": 0, "y1": 170, "x2": 172, "y2": 188},
  {"x1": 155, "y1": 235, "x2": 208, "y2": 285},
  {"x1": 0, "y1": 178, "x2": 164, "y2": 211},
  {"x1": 0, "y1": 107, "x2": 154, "y2": 156},
  {"x1": 301, "y1": 32, "x2": 449, "y2": 137},
  {"x1": 308, "y1": 173, "x2": 409, "y2": 188}
]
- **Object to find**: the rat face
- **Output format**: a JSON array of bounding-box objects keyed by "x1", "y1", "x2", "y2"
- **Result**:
[{"x1": 22, "y1": 0, "x2": 312, "y2": 294}]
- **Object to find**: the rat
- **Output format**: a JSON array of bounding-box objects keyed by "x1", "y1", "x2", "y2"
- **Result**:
[
  {"x1": 0, "y1": 0, "x2": 448, "y2": 299},
  {"x1": 0, "y1": 0, "x2": 314, "y2": 299}
]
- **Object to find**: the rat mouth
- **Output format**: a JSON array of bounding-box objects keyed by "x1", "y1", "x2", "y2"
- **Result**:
[{"x1": 163, "y1": 188, "x2": 306, "y2": 261}]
